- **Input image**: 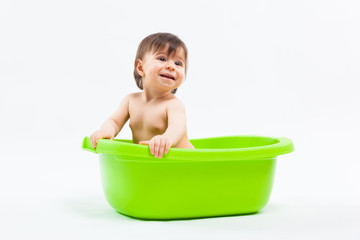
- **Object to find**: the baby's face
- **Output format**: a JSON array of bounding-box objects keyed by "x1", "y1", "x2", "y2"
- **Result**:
[{"x1": 139, "y1": 46, "x2": 186, "y2": 93}]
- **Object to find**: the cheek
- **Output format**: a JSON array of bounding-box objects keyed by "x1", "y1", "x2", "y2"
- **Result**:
[
  {"x1": 178, "y1": 68, "x2": 185, "y2": 78},
  {"x1": 147, "y1": 66, "x2": 160, "y2": 76},
  {"x1": 150, "y1": 63, "x2": 163, "y2": 73}
]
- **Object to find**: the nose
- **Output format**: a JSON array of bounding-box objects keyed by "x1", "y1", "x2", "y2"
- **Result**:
[{"x1": 165, "y1": 61, "x2": 175, "y2": 71}]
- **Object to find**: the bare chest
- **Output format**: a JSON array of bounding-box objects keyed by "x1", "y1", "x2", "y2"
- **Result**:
[{"x1": 129, "y1": 102, "x2": 168, "y2": 138}]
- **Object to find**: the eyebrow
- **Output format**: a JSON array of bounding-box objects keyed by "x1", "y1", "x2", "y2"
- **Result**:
[
  {"x1": 178, "y1": 56, "x2": 185, "y2": 63},
  {"x1": 156, "y1": 51, "x2": 185, "y2": 63}
]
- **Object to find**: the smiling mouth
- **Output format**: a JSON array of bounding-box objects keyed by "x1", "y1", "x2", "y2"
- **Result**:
[{"x1": 160, "y1": 74, "x2": 175, "y2": 80}]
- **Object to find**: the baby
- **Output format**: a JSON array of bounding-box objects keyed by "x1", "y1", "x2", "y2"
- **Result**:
[{"x1": 90, "y1": 32, "x2": 194, "y2": 158}]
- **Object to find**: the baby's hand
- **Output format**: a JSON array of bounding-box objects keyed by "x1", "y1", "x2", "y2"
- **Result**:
[
  {"x1": 139, "y1": 135, "x2": 172, "y2": 158},
  {"x1": 89, "y1": 129, "x2": 115, "y2": 149}
]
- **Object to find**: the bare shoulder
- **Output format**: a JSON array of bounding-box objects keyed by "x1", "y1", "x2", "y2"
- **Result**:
[
  {"x1": 125, "y1": 92, "x2": 142, "y2": 103},
  {"x1": 166, "y1": 97, "x2": 186, "y2": 111},
  {"x1": 127, "y1": 92, "x2": 141, "y2": 99}
]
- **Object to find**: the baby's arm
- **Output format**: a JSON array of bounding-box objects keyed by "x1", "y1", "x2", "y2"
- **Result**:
[
  {"x1": 162, "y1": 100, "x2": 187, "y2": 145},
  {"x1": 90, "y1": 94, "x2": 130, "y2": 148},
  {"x1": 139, "y1": 99, "x2": 187, "y2": 158}
]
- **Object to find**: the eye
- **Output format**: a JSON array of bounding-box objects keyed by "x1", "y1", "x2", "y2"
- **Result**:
[
  {"x1": 158, "y1": 57, "x2": 166, "y2": 61},
  {"x1": 175, "y1": 61, "x2": 182, "y2": 66}
]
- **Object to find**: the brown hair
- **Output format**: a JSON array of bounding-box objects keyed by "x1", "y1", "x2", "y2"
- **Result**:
[{"x1": 133, "y1": 32, "x2": 188, "y2": 94}]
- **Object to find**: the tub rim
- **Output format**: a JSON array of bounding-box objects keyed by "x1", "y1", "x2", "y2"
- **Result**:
[{"x1": 82, "y1": 135, "x2": 294, "y2": 161}]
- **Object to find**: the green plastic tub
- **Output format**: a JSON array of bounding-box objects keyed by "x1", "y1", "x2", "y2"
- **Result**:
[{"x1": 82, "y1": 135, "x2": 294, "y2": 220}]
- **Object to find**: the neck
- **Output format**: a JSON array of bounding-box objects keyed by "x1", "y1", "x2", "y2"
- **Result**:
[{"x1": 142, "y1": 87, "x2": 173, "y2": 102}]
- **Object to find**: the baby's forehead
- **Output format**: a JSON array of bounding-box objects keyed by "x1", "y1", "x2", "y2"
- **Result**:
[{"x1": 152, "y1": 45, "x2": 186, "y2": 59}]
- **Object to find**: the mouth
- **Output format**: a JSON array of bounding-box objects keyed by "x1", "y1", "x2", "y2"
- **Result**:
[{"x1": 160, "y1": 74, "x2": 175, "y2": 80}]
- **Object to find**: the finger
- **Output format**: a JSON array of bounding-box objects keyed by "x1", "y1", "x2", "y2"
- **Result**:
[
  {"x1": 149, "y1": 140, "x2": 155, "y2": 155},
  {"x1": 158, "y1": 139, "x2": 165, "y2": 158},
  {"x1": 164, "y1": 140, "x2": 171, "y2": 154},
  {"x1": 90, "y1": 135, "x2": 94, "y2": 146},
  {"x1": 90, "y1": 137, "x2": 96, "y2": 148},
  {"x1": 154, "y1": 138, "x2": 160, "y2": 158},
  {"x1": 139, "y1": 141, "x2": 149, "y2": 145},
  {"x1": 93, "y1": 135, "x2": 100, "y2": 148},
  {"x1": 94, "y1": 136, "x2": 100, "y2": 148}
]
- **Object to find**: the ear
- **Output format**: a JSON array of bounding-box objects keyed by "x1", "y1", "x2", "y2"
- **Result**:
[{"x1": 135, "y1": 59, "x2": 144, "y2": 76}]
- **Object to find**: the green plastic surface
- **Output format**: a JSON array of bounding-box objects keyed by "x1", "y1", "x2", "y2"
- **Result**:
[{"x1": 82, "y1": 135, "x2": 294, "y2": 220}]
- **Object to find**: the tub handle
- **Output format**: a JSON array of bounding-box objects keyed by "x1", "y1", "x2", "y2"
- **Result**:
[{"x1": 82, "y1": 136, "x2": 97, "y2": 153}]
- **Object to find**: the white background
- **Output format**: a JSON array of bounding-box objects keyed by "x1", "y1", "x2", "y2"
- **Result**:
[{"x1": 1, "y1": 0, "x2": 359, "y2": 239}]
